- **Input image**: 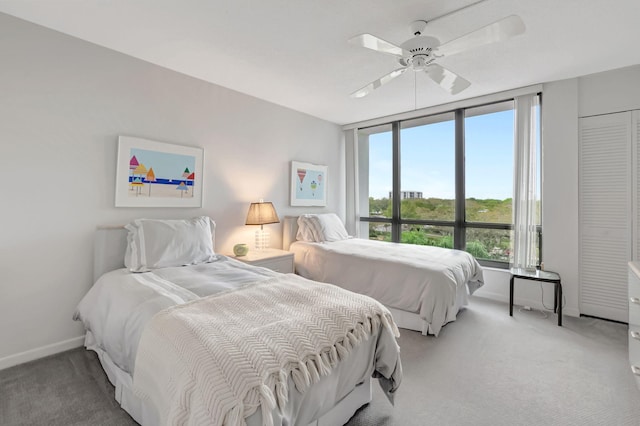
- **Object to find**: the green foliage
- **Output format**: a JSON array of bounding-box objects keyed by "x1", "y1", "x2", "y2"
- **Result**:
[
  {"x1": 368, "y1": 196, "x2": 518, "y2": 223},
  {"x1": 368, "y1": 197, "x2": 390, "y2": 215},
  {"x1": 464, "y1": 198, "x2": 512, "y2": 223},
  {"x1": 465, "y1": 241, "x2": 490, "y2": 259},
  {"x1": 438, "y1": 235, "x2": 453, "y2": 249},
  {"x1": 399, "y1": 198, "x2": 455, "y2": 220},
  {"x1": 365, "y1": 196, "x2": 541, "y2": 263},
  {"x1": 400, "y1": 230, "x2": 428, "y2": 245},
  {"x1": 400, "y1": 228, "x2": 453, "y2": 249}
]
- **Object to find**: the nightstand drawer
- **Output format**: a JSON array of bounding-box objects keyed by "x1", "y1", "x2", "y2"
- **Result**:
[
  {"x1": 251, "y1": 256, "x2": 294, "y2": 274},
  {"x1": 230, "y1": 249, "x2": 294, "y2": 274}
]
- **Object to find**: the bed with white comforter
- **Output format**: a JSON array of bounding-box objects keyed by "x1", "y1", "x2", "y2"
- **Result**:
[
  {"x1": 74, "y1": 218, "x2": 402, "y2": 426},
  {"x1": 284, "y1": 215, "x2": 484, "y2": 336}
]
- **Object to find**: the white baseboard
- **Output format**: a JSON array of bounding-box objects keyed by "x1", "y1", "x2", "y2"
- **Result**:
[{"x1": 0, "y1": 335, "x2": 85, "y2": 371}]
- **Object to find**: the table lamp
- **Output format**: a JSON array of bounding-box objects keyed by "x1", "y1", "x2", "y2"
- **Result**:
[{"x1": 245, "y1": 200, "x2": 280, "y2": 250}]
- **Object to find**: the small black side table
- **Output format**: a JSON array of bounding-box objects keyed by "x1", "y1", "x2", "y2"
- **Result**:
[{"x1": 509, "y1": 268, "x2": 562, "y2": 326}]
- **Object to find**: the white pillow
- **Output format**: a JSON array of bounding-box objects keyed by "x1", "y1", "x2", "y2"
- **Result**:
[
  {"x1": 124, "y1": 216, "x2": 216, "y2": 272},
  {"x1": 296, "y1": 215, "x2": 317, "y2": 242},
  {"x1": 297, "y1": 213, "x2": 349, "y2": 242}
]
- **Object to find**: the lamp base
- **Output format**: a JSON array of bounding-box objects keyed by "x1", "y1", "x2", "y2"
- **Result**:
[{"x1": 255, "y1": 229, "x2": 270, "y2": 250}]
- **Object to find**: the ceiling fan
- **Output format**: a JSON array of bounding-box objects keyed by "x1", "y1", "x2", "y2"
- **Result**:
[{"x1": 349, "y1": 15, "x2": 525, "y2": 98}]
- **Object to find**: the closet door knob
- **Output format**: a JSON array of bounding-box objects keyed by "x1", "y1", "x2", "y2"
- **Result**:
[
  {"x1": 631, "y1": 331, "x2": 640, "y2": 340},
  {"x1": 632, "y1": 365, "x2": 640, "y2": 376},
  {"x1": 630, "y1": 297, "x2": 640, "y2": 305}
]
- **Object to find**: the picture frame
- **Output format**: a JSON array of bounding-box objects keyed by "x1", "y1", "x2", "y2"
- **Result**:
[
  {"x1": 290, "y1": 161, "x2": 327, "y2": 206},
  {"x1": 115, "y1": 136, "x2": 204, "y2": 207}
]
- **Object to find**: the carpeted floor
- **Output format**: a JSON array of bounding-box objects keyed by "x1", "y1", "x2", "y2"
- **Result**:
[{"x1": 2, "y1": 296, "x2": 640, "y2": 425}]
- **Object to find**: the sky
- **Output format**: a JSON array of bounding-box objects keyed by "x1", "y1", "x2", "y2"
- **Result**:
[{"x1": 367, "y1": 109, "x2": 539, "y2": 200}]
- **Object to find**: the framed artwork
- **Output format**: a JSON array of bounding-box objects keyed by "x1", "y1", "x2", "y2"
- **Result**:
[
  {"x1": 290, "y1": 161, "x2": 327, "y2": 206},
  {"x1": 115, "y1": 136, "x2": 204, "y2": 207}
]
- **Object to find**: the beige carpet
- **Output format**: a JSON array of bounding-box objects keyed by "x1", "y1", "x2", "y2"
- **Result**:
[{"x1": 2, "y1": 296, "x2": 639, "y2": 425}]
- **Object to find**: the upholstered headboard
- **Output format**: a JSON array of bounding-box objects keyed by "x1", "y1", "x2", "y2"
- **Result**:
[
  {"x1": 282, "y1": 216, "x2": 299, "y2": 251},
  {"x1": 93, "y1": 220, "x2": 218, "y2": 282},
  {"x1": 94, "y1": 226, "x2": 128, "y2": 282}
]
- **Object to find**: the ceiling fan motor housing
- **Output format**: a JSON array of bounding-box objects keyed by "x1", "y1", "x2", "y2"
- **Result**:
[{"x1": 399, "y1": 35, "x2": 441, "y2": 70}]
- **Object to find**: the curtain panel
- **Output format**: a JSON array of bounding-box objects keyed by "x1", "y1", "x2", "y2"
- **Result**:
[{"x1": 511, "y1": 93, "x2": 540, "y2": 269}]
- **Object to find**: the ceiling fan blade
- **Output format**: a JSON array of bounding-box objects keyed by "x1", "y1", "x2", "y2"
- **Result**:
[
  {"x1": 350, "y1": 67, "x2": 408, "y2": 98},
  {"x1": 436, "y1": 15, "x2": 525, "y2": 57},
  {"x1": 349, "y1": 34, "x2": 408, "y2": 58},
  {"x1": 425, "y1": 64, "x2": 471, "y2": 95}
]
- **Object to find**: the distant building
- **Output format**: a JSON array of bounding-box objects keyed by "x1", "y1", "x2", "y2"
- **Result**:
[{"x1": 389, "y1": 190, "x2": 423, "y2": 200}]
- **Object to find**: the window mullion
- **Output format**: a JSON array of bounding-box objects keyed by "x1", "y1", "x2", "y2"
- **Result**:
[
  {"x1": 454, "y1": 109, "x2": 465, "y2": 250},
  {"x1": 392, "y1": 121, "x2": 401, "y2": 242}
]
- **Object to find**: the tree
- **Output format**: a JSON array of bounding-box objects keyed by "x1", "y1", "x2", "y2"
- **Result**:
[{"x1": 369, "y1": 197, "x2": 390, "y2": 215}]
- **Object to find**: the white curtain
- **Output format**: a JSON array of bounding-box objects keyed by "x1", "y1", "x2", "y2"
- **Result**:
[
  {"x1": 511, "y1": 94, "x2": 539, "y2": 269},
  {"x1": 344, "y1": 129, "x2": 360, "y2": 237}
]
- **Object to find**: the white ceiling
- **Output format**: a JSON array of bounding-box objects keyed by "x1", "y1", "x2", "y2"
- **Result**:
[{"x1": 1, "y1": 0, "x2": 639, "y2": 125}]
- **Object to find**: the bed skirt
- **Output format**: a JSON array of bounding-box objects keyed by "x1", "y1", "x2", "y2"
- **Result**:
[
  {"x1": 83, "y1": 332, "x2": 372, "y2": 426},
  {"x1": 388, "y1": 282, "x2": 468, "y2": 335}
]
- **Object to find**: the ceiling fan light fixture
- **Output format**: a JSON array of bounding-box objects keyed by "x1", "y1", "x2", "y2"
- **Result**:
[{"x1": 349, "y1": 13, "x2": 524, "y2": 98}]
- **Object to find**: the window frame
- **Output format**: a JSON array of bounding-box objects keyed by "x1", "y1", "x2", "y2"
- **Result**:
[{"x1": 357, "y1": 96, "x2": 542, "y2": 269}]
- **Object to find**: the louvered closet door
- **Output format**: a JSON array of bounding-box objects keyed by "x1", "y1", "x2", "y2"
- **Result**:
[{"x1": 579, "y1": 112, "x2": 631, "y2": 322}]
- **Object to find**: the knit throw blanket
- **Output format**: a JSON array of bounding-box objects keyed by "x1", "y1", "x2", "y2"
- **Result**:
[{"x1": 133, "y1": 273, "x2": 399, "y2": 426}]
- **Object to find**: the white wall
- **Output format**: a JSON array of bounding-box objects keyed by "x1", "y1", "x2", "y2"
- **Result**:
[
  {"x1": 0, "y1": 13, "x2": 343, "y2": 369},
  {"x1": 579, "y1": 65, "x2": 640, "y2": 117},
  {"x1": 539, "y1": 78, "x2": 580, "y2": 316}
]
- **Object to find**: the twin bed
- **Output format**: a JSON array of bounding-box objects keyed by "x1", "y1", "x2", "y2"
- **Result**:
[
  {"x1": 283, "y1": 214, "x2": 484, "y2": 336},
  {"x1": 75, "y1": 213, "x2": 483, "y2": 425},
  {"x1": 74, "y1": 217, "x2": 402, "y2": 426}
]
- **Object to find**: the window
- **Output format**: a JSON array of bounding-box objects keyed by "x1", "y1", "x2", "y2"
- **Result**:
[
  {"x1": 400, "y1": 113, "x2": 455, "y2": 223},
  {"x1": 357, "y1": 97, "x2": 542, "y2": 268},
  {"x1": 464, "y1": 102, "x2": 515, "y2": 265},
  {"x1": 357, "y1": 124, "x2": 393, "y2": 239}
]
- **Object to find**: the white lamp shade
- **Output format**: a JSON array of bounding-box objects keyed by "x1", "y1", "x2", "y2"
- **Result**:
[
  {"x1": 245, "y1": 201, "x2": 279, "y2": 226},
  {"x1": 246, "y1": 201, "x2": 279, "y2": 250}
]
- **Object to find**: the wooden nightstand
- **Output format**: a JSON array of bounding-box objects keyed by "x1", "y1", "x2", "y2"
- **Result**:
[{"x1": 230, "y1": 248, "x2": 294, "y2": 274}]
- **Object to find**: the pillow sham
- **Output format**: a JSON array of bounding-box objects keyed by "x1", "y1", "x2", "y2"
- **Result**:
[
  {"x1": 124, "y1": 216, "x2": 216, "y2": 272},
  {"x1": 296, "y1": 214, "x2": 317, "y2": 242},
  {"x1": 297, "y1": 213, "x2": 349, "y2": 242}
]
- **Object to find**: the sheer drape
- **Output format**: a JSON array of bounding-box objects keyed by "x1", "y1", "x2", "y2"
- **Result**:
[
  {"x1": 345, "y1": 128, "x2": 360, "y2": 237},
  {"x1": 511, "y1": 94, "x2": 539, "y2": 269}
]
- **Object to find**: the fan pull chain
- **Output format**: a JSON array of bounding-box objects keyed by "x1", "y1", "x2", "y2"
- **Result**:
[{"x1": 414, "y1": 72, "x2": 417, "y2": 110}]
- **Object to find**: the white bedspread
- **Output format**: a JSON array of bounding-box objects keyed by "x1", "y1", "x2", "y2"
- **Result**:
[
  {"x1": 74, "y1": 256, "x2": 402, "y2": 425},
  {"x1": 134, "y1": 274, "x2": 400, "y2": 426},
  {"x1": 290, "y1": 239, "x2": 484, "y2": 336}
]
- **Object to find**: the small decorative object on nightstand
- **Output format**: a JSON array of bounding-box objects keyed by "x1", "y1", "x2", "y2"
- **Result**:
[
  {"x1": 233, "y1": 243, "x2": 249, "y2": 257},
  {"x1": 231, "y1": 248, "x2": 294, "y2": 274}
]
